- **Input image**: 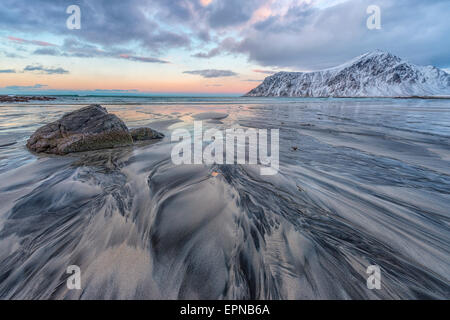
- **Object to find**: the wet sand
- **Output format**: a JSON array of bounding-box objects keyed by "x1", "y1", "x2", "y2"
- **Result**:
[{"x1": 0, "y1": 98, "x2": 449, "y2": 299}]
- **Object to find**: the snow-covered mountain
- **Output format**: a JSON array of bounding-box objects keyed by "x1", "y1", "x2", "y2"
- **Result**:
[{"x1": 245, "y1": 51, "x2": 450, "y2": 97}]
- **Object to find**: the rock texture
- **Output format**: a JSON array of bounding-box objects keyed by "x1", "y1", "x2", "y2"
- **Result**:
[
  {"x1": 130, "y1": 127, "x2": 164, "y2": 141},
  {"x1": 26, "y1": 105, "x2": 163, "y2": 155},
  {"x1": 245, "y1": 51, "x2": 450, "y2": 97},
  {"x1": 0, "y1": 95, "x2": 56, "y2": 103}
]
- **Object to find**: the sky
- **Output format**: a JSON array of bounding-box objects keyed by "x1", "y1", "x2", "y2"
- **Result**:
[{"x1": 0, "y1": 0, "x2": 449, "y2": 95}]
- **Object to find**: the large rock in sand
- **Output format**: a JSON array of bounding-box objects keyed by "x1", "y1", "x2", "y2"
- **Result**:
[{"x1": 27, "y1": 105, "x2": 138, "y2": 154}]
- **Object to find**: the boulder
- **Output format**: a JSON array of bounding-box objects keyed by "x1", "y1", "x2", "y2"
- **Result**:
[
  {"x1": 26, "y1": 104, "x2": 162, "y2": 155},
  {"x1": 130, "y1": 127, "x2": 164, "y2": 141}
]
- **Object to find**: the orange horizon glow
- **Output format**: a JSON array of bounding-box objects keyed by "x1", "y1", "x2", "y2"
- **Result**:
[{"x1": 1, "y1": 71, "x2": 260, "y2": 94}]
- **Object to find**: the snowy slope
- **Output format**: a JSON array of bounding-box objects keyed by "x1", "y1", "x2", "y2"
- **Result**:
[{"x1": 245, "y1": 51, "x2": 450, "y2": 97}]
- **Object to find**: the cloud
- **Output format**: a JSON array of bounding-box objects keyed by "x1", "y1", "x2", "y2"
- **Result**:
[
  {"x1": 31, "y1": 38, "x2": 170, "y2": 64},
  {"x1": 192, "y1": 0, "x2": 450, "y2": 70},
  {"x1": 253, "y1": 69, "x2": 276, "y2": 74},
  {"x1": 242, "y1": 79, "x2": 264, "y2": 82},
  {"x1": 24, "y1": 65, "x2": 69, "y2": 74},
  {"x1": 3, "y1": 52, "x2": 24, "y2": 58},
  {"x1": 0, "y1": 0, "x2": 259, "y2": 58},
  {"x1": 207, "y1": 0, "x2": 262, "y2": 28},
  {"x1": 76, "y1": 0, "x2": 191, "y2": 50},
  {"x1": 183, "y1": 69, "x2": 238, "y2": 78},
  {"x1": 193, "y1": 47, "x2": 222, "y2": 59},
  {"x1": 5, "y1": 84, "x2": 48, "y2": 90},
  {"x1": 193, "y1": 37, "x2": 240, "y2": 59},
  {"x1": 0, "y1": 0, "x2": 449, "y2": 72},
  {"x1": 200, "y1": 0, "x2": 212, "y2": 7},
  {"x1": 0, "y1": 0, "x2": 192, "y2": 53},
  {"x1": 118, "y1": 54, "x2": 169, "y2": 64},
  {"x1": 232, "y1": 0, "x2": 450, "y2": 69},
  {"x1": 33, "y1": 48, "x2": 61, "y2": 55},
  {"x1": 8, "y1": 36, "x2": 57, "y2": 47},
  {"x1": 0, "y1": 69, "x2": 16, "y2": 73}
]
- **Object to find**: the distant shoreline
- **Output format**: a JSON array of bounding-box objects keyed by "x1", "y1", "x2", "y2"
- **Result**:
[
  {"x1": 0, "y1": 95, "x2": 56, "y2": 103},
  {"x1": 1, "y1": 95, "x2": 449, "y2": 107}
]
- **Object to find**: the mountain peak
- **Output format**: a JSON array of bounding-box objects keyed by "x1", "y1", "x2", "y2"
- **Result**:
[
  {"x1": 360, "y1": 50, "x2": 398, "y2": 60},
  {"x1": 245, "y1": 51, "x2": 450, "y2": 97},
  {"x1": 364, "y1": 49, "x2": 390, "y2": 55}
]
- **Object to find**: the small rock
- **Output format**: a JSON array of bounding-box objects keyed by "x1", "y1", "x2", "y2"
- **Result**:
[{"x1": 130, "y1": 127, "x2": 164, "y2": 141}]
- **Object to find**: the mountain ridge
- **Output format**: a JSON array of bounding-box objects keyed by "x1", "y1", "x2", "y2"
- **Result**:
[{"x1": 245, "y1": 51, "x2": 450, "y2": 97}]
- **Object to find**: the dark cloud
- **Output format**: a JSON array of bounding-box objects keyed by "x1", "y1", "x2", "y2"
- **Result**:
[
  {"x1": 33, "y1": 48, "x2": 61, "y2": 55},
  {"x1": 192, "y1": 37, "x2": 240, "y2": 59},
  {"x1": 24, "y1": 65, "x2": 69, "y2": 75},
  {"x1": 0, "y1": 69, "x2": 16, "y2": 73},
  {"x1": 207, "y1": 0, "x2": 260, "y2": 28},
  {"x1": 0, "y1": 0, "x2": 255, "y2": 58},
  {"x1": 78, "y1": 1, "x2": 190, "y2": 51},
  {"x1": 193, "y1": 47, "x2": 221, "y2": 59},
  {"x1": 0, "y1": 0, "x2": 191, "y2": 52},
  {"x1": 119, "y1": 54, "x2": 168, "y2": 64},
  {"x1": 183, "y1": 69, "x2": 238, "y2": 78},
  {"x1": 0, "y1": 0, "x2": 449, "y2": 70},
  {"x1": 31, "y1": 38, "x2": 169, "y2": 63}
]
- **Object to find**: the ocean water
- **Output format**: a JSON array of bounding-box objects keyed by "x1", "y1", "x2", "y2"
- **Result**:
[{"x1": 0, "y1": 96, "x2": 449, "y2": 299}]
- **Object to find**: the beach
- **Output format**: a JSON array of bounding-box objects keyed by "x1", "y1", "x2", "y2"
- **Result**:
[{"x1": 0, "y1": 97, "x2": 449, "y2": 299}]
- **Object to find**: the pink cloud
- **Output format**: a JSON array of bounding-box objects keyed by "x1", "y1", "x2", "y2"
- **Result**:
[
  {"x1": 199, "y1": 0, "x2": 212, "y2": 7},
  {"x1": 8, "y1": 36, "x2": 56, "y2": 47}
]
